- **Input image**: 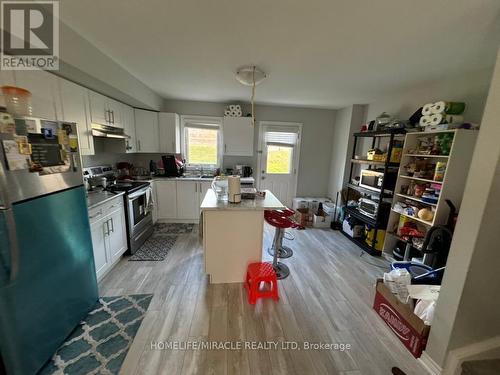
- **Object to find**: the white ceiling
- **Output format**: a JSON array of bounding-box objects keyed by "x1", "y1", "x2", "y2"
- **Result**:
[{"x1": 60, "y1": 0, "x2": 500, "y2": 109}]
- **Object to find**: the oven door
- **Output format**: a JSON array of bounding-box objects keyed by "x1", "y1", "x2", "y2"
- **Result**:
[{"x1": 127, "y1": 188, "x2": 151, "y2": 231}]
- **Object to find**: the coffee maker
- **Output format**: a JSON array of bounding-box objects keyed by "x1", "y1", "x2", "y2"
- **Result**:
[{"x1": 242, "y1": 166, "x2": 253, "y2": 177}]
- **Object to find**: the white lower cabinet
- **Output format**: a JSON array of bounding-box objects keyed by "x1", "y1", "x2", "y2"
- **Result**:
[
  {"x1": 155, "y1": 179, "x2": 211, "y2": 221},
  {"x1": 88, "y1": 197, "x2": 127, "y2": 281},
  {"x1": 176, "y1": 181, "x2": 199, "y2": 220}
]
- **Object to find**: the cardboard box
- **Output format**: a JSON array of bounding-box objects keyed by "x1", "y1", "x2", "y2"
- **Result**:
[
  {"x1": 373, "y1": 279, "x2": 430, "y2": 358},
  {"x1": 295, "y1": 208, "x2": 309, "y2": 227},
  {"x1": 342, "y1": 219, "x2": 364, "y2": 238},
  {"x1": 313, "y1": 214, "x2": 331, "y2": 228}
]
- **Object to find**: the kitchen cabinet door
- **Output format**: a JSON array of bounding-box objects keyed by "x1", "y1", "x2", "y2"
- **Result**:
[
  {"x1": 156, "y1": 180, "x2": 177, "y2": 219},
  {"x1": 59, "y1": 78, "x2": 94, "y2": 155},
  {"x1": 198, "y1": 181, "x2": 212, "y2": 213},
  {"x1": 90, "y1": 217, "x2": 110, "y2": 280},
  {"x1": 223, "y1": 117, "x2": 254, "y2": 156},
  {"x1": 88, "y1": 91, "x2": 109, "y2": 126},
  {"x1": 122, "y1": 104, "x2": 137, "y2": 153},
  {"x1": 135, "y1": 109, "x2": 160, "y2": 152},
  {"x1": 107, "y1": 98, "x2": 123, "y2": 128},
  {"x1": 107, "y1": 208, "x2": 128, "y2": 262},
  {"x1": 176, "y1": 181, "x2": 198, "y2": 220},
  {"x1": 159, "y1": 112, "x2": 180, "y2": 153},
  {"x1": 15, "y1": 70, "x2": 62, "y2": 120}
]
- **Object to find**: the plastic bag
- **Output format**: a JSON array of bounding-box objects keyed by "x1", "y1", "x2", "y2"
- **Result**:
[
  {"x1": 414, "y1": 300, "x2": 436, "y2": 325},
  {"x1": 383, "y1": 269, "x2": 411, "y2": 303}
]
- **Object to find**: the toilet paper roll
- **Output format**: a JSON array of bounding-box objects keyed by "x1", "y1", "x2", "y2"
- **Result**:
[
  {"x1": 422, "y1": 103, "x2": 434, "y2": 116},
  {"x1": 419, "y1": 115, "x2": 432, "y2": 127},
  {"x1": 444, "y1": 114, "x2": 464, "y2": 124},
  {"x1": 431, "y1": 101, "x2": 466, "y2": 115},
  {"x1": 429, "y1": 113, "x2": 444, "y2": 126},
  {"x1": 229, "y1": 105, "x2": 236, "y2": 111},
  {"x1": 228, "y1": 175, "x2": 241, "y2": 203},
  {"x1": 431, "y1": 101, "x2": 446, "y2": 114}
]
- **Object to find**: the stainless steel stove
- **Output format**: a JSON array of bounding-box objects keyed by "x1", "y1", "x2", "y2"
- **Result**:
[{"x1": 84, "y1": 166, "x2": 154, "y2": 254}]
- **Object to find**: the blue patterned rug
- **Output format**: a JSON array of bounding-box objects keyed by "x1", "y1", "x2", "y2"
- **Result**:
[{"x1": 38, "y1": 294, "x2": 152, "y2": 375}]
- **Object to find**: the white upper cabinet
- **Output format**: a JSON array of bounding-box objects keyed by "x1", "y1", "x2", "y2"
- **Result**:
[
  {"x1": 121, "y1": 103, "x2": 136, "y2": 153},
  {"x1": 134, "y1": 108, "x2": 160, "y2": 153},
  {"x1": 88, "y1": 91, "x2": 109, "y2": 125},
  {"x1": 159, "y1": 112, "x2": 181, "y2": 153},
  {"x1": 88, "y1": 91, "x2": 123, "y2": 128},
  {"x1": 59, "y1": 79, "x2": 94, "y2": 155},
  {"x1": 223, "y1": 117, "x2": 254, "y2": 156},
  {"x1": 107, "y1": 98, "x2": 123, "y2": 128},
  {"x1": 14, "y1": 70, "x2": 62, "y2": 120}
]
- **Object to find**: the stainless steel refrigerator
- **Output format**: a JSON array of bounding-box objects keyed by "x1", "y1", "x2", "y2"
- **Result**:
[{"x1": 0, "y1": 117, "x2": 98, "y2": 374}]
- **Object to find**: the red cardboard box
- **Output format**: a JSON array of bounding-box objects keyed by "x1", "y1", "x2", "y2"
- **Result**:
[{"x1": 373, "y1": 279, "x2": 430, "y2": 358}]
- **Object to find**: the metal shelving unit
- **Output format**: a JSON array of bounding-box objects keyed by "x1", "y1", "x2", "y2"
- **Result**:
[{"x1": 342, "y1": 128, "x2": 406, "y2": 256}]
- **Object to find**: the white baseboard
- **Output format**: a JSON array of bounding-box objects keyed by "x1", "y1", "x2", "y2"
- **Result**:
[
  {"x1": 156, "y1": 218, "x2": 198, "y2": 224},
  {"x1": 420, "y1": 352, "x2": 443, "y2": 375},
  {"x1": 443, "y1": 335, "x2": 500, "y2": 375}
]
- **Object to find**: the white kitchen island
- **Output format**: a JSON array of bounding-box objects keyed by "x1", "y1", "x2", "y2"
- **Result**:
[{"x1": 201, "y1": 189, "x2": 285, "y2": 283}]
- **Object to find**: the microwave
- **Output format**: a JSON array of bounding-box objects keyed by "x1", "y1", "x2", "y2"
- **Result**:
[{"x1": 359, "y1": 169, "x2": 397, "y2": 192}]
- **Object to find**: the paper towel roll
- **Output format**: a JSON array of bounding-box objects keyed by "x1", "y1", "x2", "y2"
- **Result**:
[
  {"x1": 445, "y1": 114, "x2": 464, "y2": 124},
  {"x1": 228, "y1": 175, "x2": 241, "y2": 203},
  {"x1": 229, "y1": 105, "x2": 236, "y2": 111},
  {"x1": 422, "y1": 103, "x2": 434, "y2": 116},
  {"x1": 420, "y1": 115, "x2": 432, "y2": 126},
  {"x1": 429, "y1": 113, "x2": 443, "y2": 126}
]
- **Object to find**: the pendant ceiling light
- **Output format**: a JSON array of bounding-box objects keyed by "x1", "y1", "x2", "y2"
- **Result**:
[{"x1": 235, "y1": 66, "x2": 267, "y2": 125}]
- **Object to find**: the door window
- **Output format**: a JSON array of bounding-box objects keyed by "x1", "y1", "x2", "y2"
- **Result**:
[{"x1": 266, "y1": 144, "x2": 293, "y2": 174}]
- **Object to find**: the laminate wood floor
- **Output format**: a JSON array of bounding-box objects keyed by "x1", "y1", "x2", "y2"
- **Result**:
[{"x1": 99, "y1": 224, "x2": 426, "y2": 375}]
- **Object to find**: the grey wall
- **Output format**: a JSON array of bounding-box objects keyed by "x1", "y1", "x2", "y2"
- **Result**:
[
  {"x1": 425, "y1": 49, "x2": 500, "y2": 369},
  {"x1": 365, "y1": 67, "x2": 493, "y2": 124},
  {"x1": 327, "y1": 105, "x2": 367, "y2": 199},
  {"x1": 163, "y1": 99, "x2": 337, "y2": 197},
  {"x1": 56, "y1": 21, "x2": 162, "y2": 110}
]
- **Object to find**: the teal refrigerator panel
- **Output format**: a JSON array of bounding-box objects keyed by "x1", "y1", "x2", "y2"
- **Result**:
[{"x1": 0, "y1": 186, "x2": 98, "y2": 375}]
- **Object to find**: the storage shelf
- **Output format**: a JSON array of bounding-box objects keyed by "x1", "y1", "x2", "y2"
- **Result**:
[
  {"x1": 353, "y1": 129, "x2": 406, "y2": 138},
  {"x1": 399, "y1": 175, "x2": 443, "y2": 184},
  {"x1": 403, "y1": 154, "x2": 449, "y2": 158},
  {"x1": 340, "y1": 229, "x2": 382, "y2": 257},
  {"x1": 344, "y1": 206, "x2": 378, "y2": 226},
  {"x1": 347, "y1": 183, "x2": 393, "y2": 197},
  {"x1": 391, "y1": 209, "x2": 433, "y2": 226},
  {"x1": 395, "y1": 193, "x2": 437, "y2": 207},
  {"x1": 351, "y1": 159, "x2": 400, "y2": 167}
]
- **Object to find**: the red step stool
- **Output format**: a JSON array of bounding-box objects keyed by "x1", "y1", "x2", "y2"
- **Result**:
[{"x1": 244, "y1": 262, "x2": 279, "y2": 305}]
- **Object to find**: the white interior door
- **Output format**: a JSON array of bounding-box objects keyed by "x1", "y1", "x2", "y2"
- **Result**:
[{"x1": 257, "y1": 122, "x2": 302, "y2": 207}]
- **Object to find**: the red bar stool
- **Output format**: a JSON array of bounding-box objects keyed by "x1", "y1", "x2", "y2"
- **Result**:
[
  {"x1": 244, "y1": 262, "x2": 279, "y2": 305},
  {"x1": 266, "y1": 208, "x2": 295, "y2": 259},
  {"x1": 265, "y1": 210, "x2": 303, "y2": 279}
]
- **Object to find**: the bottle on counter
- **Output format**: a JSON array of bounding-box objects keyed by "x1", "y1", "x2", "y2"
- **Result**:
[{"x1": 316, "y1": 202, "x2": 325, "y2": 216}]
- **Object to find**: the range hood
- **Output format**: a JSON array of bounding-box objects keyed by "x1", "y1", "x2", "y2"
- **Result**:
[{"x1": 91, "y1": 123, "x2": 130, "y2": 139}]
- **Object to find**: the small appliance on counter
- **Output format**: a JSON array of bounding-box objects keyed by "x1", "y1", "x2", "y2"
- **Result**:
[
  {"x1": 242, "y1": 166, "x2": 253, "y2": 177},
  {"x1": 228, "y1": 175, "x2": 241, "y2": 203},
  {"x1": 116, "y1": 162, "x2": 134, "y2": 181},
  {"x1": 162, "y1": 154, "x2": 185, "y2": 177}
]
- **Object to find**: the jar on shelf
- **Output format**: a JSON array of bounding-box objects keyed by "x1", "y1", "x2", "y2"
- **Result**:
[{"x1": 1, "y1": 86, "x2": 33, "y2": 116}]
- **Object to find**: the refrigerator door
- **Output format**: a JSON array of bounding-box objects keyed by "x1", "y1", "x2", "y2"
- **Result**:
[
  {"x1": 0, "y1": 186, "x2": 98, "y2": 375},
  {"x1": 0, "y1": 120, "x2": 83, "y2": 206}
]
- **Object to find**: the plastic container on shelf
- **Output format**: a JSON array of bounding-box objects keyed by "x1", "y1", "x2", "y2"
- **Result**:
[{"x1": 1, "y1": 86, "x2": 32, "y2": 116}]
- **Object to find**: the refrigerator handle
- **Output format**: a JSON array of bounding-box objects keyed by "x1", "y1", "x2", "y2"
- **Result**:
[{"x1": 0, "y1": 208, "x2": 19, "y2": 283}]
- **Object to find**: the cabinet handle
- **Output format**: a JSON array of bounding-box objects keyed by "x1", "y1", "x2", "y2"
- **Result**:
[
  {"x1": 195, "y1": 183, "x2": 197, "y2": 193},
  {"x1": 110, "y1": 218, "x2": 114, "y2": 233},
  {"x1": 137, "y1": 140, "x2": 141, "y2": 151},
  {"x1": 111, "y1": 110, "x2": 115, "y2": 124},
  {"x1": 104, "y1": 220, "x2": 110, "y2": 236},
  {"x1": 224, "y1": 144, "x2": 227, "y2": 153}
]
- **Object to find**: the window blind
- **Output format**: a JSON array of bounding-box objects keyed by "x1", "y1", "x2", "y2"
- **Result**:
[{"x1": 265, "y1": 131, "x2": 297, "y2": 146}]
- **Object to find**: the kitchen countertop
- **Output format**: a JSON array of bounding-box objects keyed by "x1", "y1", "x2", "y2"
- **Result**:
[
  {"x1": 136, "y1": 176, "x2": 255, "y2": 183},
  {"x1": 200, "y1": 189, "x2": 285, "y2": 211},
  {"x1": 86, "y1": 190, "x2": 125, "y2": 209}
]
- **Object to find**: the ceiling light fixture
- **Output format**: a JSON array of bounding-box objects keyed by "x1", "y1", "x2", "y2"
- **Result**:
[{"x1": 235, "y1": 66, "x2": 267, "y2": 125}]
